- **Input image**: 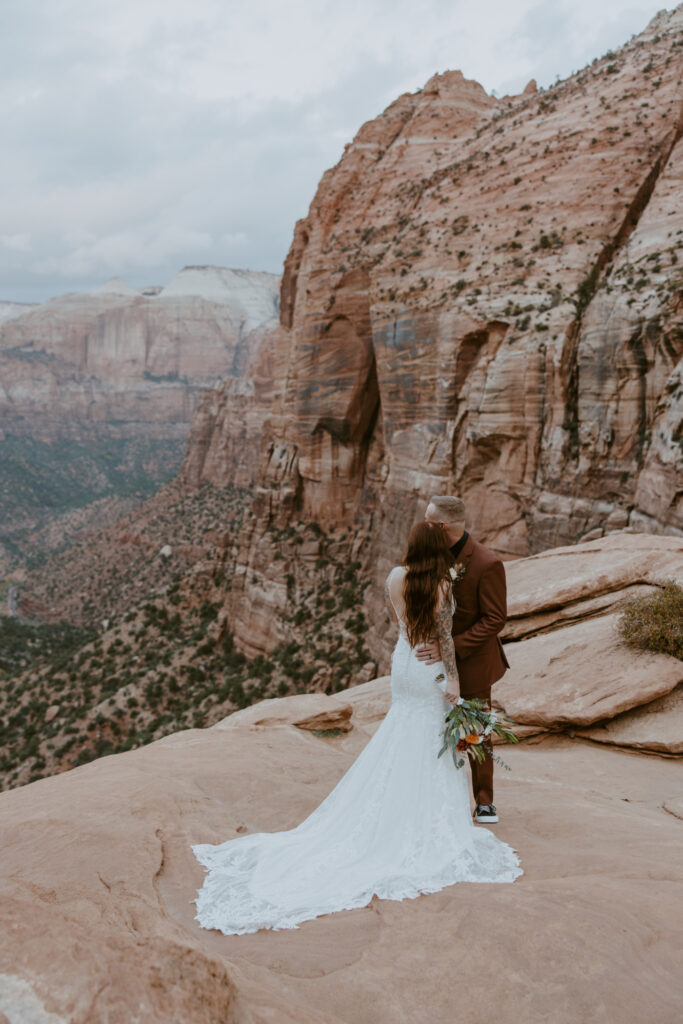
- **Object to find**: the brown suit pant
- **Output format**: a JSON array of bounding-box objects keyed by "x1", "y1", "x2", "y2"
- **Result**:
[{"x1": 466, "y1": 685, "x2": 493, "y2": 807}]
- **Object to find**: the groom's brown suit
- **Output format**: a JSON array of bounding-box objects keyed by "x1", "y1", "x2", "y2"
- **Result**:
[{"x1": 450, "y1": 533, "x2": 509, "y2": 807}]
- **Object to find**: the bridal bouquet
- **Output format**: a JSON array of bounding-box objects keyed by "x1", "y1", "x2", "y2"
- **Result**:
[{"x1": 435, "y1": 680, "x2": 519, "y2": 771}]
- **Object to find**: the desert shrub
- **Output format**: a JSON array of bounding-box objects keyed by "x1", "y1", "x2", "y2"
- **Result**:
[
  {"x1": 199, "y1": 600, "x2": 219, "y2": 622},
  {"x1": 618, "y1": 582, "x2": 683, "y2": 660},
  {"x1": 221, "y1": 677, "x2": 248, "y2": 708}
]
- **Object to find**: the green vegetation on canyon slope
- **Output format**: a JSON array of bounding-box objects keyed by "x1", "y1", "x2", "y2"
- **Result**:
[{"x1": 0, "y1": 509, "x2": 372, "y2": 791}]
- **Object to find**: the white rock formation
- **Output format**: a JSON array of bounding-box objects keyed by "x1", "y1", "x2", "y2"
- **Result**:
[
  {"x1": 159, "y1": 266, "x2": 280, "y2": 335},
  {"x1": 90, "y1": 277, "x2": 140, "y2": 296},
  {"x1": 0, "y1": 301, "x2": 37, "y2": 325}
]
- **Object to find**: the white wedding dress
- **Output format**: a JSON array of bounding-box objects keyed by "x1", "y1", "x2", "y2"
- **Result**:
[{"x1": 191, "y1": 576, "x2": 522, "y2": 935}]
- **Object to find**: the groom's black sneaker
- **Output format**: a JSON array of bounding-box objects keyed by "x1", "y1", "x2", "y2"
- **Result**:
[{"x1": 474, "y1": 804, "x2": 498, "y2": 823}]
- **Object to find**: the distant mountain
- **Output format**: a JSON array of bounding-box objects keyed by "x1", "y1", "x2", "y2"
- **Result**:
[
  {"x1": 0, "y1": 300, "x2": 37, "y2": 325},
  {"x1": 0, "y1": 266, "x2": 280, "y2": 570}
]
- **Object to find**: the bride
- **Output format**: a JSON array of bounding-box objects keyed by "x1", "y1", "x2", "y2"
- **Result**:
[{"x1": 191, "y1": 521, "x2": 522, "y2": 935}]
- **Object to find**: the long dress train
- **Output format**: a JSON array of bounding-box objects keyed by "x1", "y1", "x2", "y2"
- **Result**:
[{"x1": 190, "y1": 600, "x2": 522, "y2": 935}]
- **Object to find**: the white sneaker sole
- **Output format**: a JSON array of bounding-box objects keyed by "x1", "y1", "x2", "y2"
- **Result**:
[{"x1": 474, "y1": 814, "x2": 499, "y2": 823}]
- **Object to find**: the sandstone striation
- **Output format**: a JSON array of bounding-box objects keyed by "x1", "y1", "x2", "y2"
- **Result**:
[
  {"x1": 179, "y1": 320, "x2": 278, "y2": 490},
  {"x1": 578, "y1": 683, "x2": 683, "y2": 753},
  {"x1": 173, "y1": 9, "x2": 683, "y2": 661},
  {"x1": 502, "y1": 531, "x2": 683, "y2": 628}
]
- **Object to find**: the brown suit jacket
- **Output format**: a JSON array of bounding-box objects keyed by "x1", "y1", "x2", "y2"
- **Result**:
[{"x1": 450, "y1": 534, "x2": 509, "y2": 698}]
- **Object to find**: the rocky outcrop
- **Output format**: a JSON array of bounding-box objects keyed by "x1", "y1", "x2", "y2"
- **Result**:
[
  {"x1": 578, "y1": 684, "x2": 683, "y2": 753},
  {"x1": 495, "y1": 611, "x2": 683, "y2": 727},
  {"x1": 174, "y1": 8, "x2": 683, "y2": 659},
  {"x1": 496, "y1": 533, "x2": 683, "y2": 746},
  {"x1": 503, "y1": 531, "x2": 683, "y2": 632},
  {"x1": 0, "y1": 675, "x2": 680, "y2": 1022},
  {"x1": 215, "y1": 692, "x2": 354, "y2": 733}
]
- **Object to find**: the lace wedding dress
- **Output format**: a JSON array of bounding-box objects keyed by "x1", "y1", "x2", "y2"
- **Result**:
[{"x1": 191, "y1": 574, "x2": 522, "y2": 935}]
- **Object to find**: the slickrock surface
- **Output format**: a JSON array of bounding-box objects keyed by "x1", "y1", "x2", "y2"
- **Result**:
[
  {"x1": 169, "y1": 7, "x2": 683, "y2": 661},
  {"x1": 504, "y1": 533, "x2": 683, "y2": 621},
  {"x1": 0, "y1": 682, "x2": 681, "y2": 1023},
  {"x1": 495, "y1": 611, "x2": 683, "y2": 726},
  {"x1": 578, "y1": 683, "x2": 683, "y2": 753}
]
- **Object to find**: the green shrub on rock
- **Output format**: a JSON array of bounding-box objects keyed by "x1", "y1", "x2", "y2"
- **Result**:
[{"x1": 618, "y1": 582, "x2": 683, "y2": 660}]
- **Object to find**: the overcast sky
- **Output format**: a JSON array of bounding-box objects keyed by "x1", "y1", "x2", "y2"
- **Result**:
[{"x1": 0, "y1": 0, "x2": 670, "y2": 303}]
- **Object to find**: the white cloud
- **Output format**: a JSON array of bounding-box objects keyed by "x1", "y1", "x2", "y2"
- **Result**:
[
  {"x1": 0, "y1": 0, "x2": 669, "y2": 301},
  {"x1": 218, "y1": 231, "x2": 247, "y2": 246},
  {"x1": 1, "y1": 233, "x2": 32, "y2": 253},
  {"x1": 34, "y1": 224, "x2": 214, "y2": 277}
]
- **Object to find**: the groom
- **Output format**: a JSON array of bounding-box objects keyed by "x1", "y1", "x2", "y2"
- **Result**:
[{"x1": 417, "y1": 495, "x2": 509, "y2": 824}]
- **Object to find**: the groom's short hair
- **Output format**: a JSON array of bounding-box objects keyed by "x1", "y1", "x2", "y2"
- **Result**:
[{"x1": 429, "y1": 495, "x2": 466, "y2": 526}]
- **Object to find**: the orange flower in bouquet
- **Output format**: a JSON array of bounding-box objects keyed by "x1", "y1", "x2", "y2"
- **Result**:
[{"x1": 435, "y1": 684, "x2": 519, "y2": 771}]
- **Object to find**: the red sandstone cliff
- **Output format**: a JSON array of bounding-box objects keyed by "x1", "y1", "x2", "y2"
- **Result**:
[{"x1": 180, "y1": 8, "x2": 683, "y2": 659}]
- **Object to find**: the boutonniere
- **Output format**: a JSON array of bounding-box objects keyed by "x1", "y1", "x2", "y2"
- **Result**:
[{"x1": 449, "y1": 563, "x2": 466, "y2": 584}]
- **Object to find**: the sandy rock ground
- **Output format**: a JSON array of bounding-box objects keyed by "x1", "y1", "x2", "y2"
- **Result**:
[{"x1": 0, "y1": 684, "x2": 681, "y2": 1024}]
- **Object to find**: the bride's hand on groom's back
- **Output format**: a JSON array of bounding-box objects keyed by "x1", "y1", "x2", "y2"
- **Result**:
[{"x1": 416, "y1": 639, "x2": 441, "y2": 664}]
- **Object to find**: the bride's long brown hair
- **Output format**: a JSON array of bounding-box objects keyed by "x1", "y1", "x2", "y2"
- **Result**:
[{"x1": 402, "y1": 521, "x2": 454, "y2": 647}]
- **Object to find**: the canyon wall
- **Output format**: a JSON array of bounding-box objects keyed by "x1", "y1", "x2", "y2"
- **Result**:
[
  {"x1": 0, "y1": 266, "x2": 279, "y2": 563},
  {"x1": 178, "y1": 9, "x2": 683, "y2": 660},
  {"x1": 179, "y1": 319, "x2": 278, "y2": 491},
  {"x1": 266, "y1": 9, "x2": 683, "y2": 555},
  {"x1": 0, "y1": 267, "x2": 279, "y2": 443}
]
